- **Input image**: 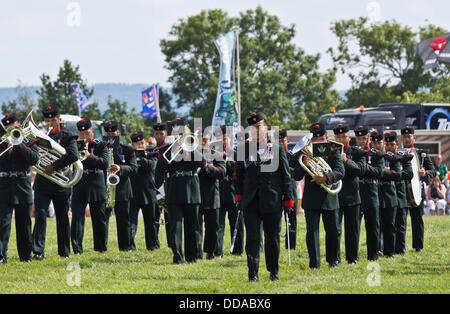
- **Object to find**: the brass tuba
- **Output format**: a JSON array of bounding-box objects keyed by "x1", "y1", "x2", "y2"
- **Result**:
[
  {"x1": 3, "y1": 111, "x2": 84, "y2": 188},
  {"x1": 291, "y1": 133, "x2": 342, "y2": 195}
]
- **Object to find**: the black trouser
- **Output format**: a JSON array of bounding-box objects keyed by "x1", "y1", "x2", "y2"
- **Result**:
[
  {"x1": 338, "y1": 205, "x2": 361, "y2": 263},
  {"x1": 361, "y1": 206, "x2": 380, "y2": 260},
  {"x1": 198, "y1": 207, "x2": 219, "y2": 257},
  {"x1": 409, "y1": 202, "x2": 424, "y2": 251},
  {"x1": 130, "y1": 200, "x2": 159, "y2": 251},
  {"x1": 0, "y1": 203, "x2": 32, "y2": 261},
  {"x1": 33, "y1": 191, "x2": 71, "y2": 257},
  {"x1": 380, "y1": 206, "x2": 397, "y2": 256},
  {"x1": 105, "y1": 200, "x2": 131, "y2": 251},
  {"x1": 168, "y1": 203, "x2": 200, "y2": 264},
  {"x1": 304, "y1": 208, "x2": 340, "y2": 268},
  {"x1": 284, "y1": 207, "x2": 297, "y2": 250},
  {"x1": 216, "y1": 204, "x2": 244, "y2": 256},
  {"x1": 71, "y1": 198, "x2": 107, "y2": 253},
  {"x1": 244, "y1": 197, "x2": 282, "y2": 278},
  {"x1": 395, "y1": 207, "x2": 408, "y2": 254}
]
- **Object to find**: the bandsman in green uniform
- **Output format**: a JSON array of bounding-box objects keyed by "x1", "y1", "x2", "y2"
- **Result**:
[
  {"x1": 103, "y1": 121, "x2": 137, "y2": 252},
  {"x1": 356, "y1": 126, "x2": 384, "y2": 261},
  {"x1": 292, "y1": 122, "x2": 344, "y2": 269},
  {"x1": 155, "y1": 118, "x2": 206, "y2": 264},
  {"x1": 71, "y1": 119, "x2": 109, "y2": 254},
  {"x1": 32, "y1": 106, "x2": 79, "y2": 259},
  {"x1": 235, "y1": 112, "x2": 293, "y2": 282},
  {"x1": 400, "y1": 126, "x2": 436, "y2": 252},
  {"x1": 333, "y1": 124, "x2": 366, "y2": 265},
  {"x1": 197, "y1": 128, "x2": 226, "y2": 260},
  {"x1": 379, "y1": 131, "x2": 412, "y2": 257},
  {"x1": 216, "y1": 126, "x2": 244, "y2": 257},
  {"x1": 129, "y1": 130, "x2": 159, "y2": 251},
  {"x1": 383, "y1": 132, "x2": 413, "y2": 255},
  {"x1": 278, "y1": 129, "x2": 298, "y2": 251},
  {"x1": 151, "y1": 122, "x2": 172, "y2": 249},
  {"x1": 0, "y1": 113, "x2": 39, "y2": 263}
]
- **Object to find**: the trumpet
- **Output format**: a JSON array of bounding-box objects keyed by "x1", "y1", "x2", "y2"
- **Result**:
[
  {"x1": 163, "y1": 130, "x2": 200, "y2": 164},
  {"x1": 77, "y1": 140, "x2": 89, "y2": 161},
  {"x1": 292, "y1": 133, "x2": 342, "y2": 195}
]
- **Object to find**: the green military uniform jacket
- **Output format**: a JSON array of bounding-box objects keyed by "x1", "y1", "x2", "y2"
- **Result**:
[
  {"x1": 293, "y1": 148, "x2": 345, "y2": 211},
  {"x1": 0, "y1": 139, "x2": 40, "y2": 205},
  {"x1": 338, "y1": 145, "x2": 366, "y2": 207},
  {"x1": 198, "y1": 150, "x2": 226, "y2": 209},
  {"x1": 33, "y1": 129, "x2": 79, "y2": 195},
  {"x1": 235, "y1": 140, "x2": 293, "y2": 214},
  {"x1": 73, "y1": 139, "x2": 109, "y2": 203},
  {"x1": 393, "y1": 152, "x2": 414, "y2": 209},
  {"x1": 112, "y1": 143, "x2": 138, "y2": 202},
  {"x1": 286, "y1": 150, "x2": 299, "y2": 207},
  {"x1": 378, "y1": 153, "x2": 405, "y2": 209},
  {"x1": 155, "y1": 149, "x2": 206, "y2": 205},
  {"x1": 411, "y1": 148, "x2": 437, "y2": 201},
  {"x1": 131, "y1": 152, "x2": 157, "y2": 205},
  {"x1": 360, "y1": 148, "x2": 385, "y2": 210}
]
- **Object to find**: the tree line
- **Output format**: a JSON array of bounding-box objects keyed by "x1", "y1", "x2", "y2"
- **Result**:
[{"x1": 2, "y1": 6, "x2": 449, "y2": 135}]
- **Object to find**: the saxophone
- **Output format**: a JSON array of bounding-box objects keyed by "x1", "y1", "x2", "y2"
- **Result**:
[{"x1": 106, "y1": 147, "x2": 120, "y2": 208}]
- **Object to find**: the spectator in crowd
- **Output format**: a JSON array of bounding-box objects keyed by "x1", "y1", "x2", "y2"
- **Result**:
[
  {"x1": 446, "y1": 186, "x2": 450, "y2": 215},
  {"x1": 433, "y1": 154, "x2": 448, "y2": 188},
  {"x1": 426, "y1": 177, "x2": 447, "y2": 216}
]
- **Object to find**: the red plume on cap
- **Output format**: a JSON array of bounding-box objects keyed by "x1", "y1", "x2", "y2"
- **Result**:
[
  {"x1": 107, "y1": 121, "x2": 112, "y2": 126},
  {"x1": 373, "y1": 130, "x2": 378, "y2": 134},
  {"x1": 176, "y1": 118, "x2": 181, "y2": 120},
  {"x1": 157, "y1": 122, "x2": 161, "y2": 125},
  {"x1": 4, "y1": 114, "x2": 9, "y2": 118},
  {"x1": 251, "y1": 112, "x2": 256, "y2": 115},
  {"x1": 134, "y1": 131, "x2": 138, "y2": 135},
  {"x1": 81, "y1": 119, "x2": 85, "y2": 123},
  {"x1": 314, "y1": 124, "x2": 320, "y2": 129},
  {"x1": 47, "y1": 106, "x2": 52, "y2": 110},
  {"x1": 386, "y1": 132, "x2": 391, "y2": 135},
  {"x1": 338, "y1": 123, "x2": 343, "y2": 127},
  {"x1": 405, "y1": 126, "x2": 409, "y2": 129},
  {"x1": 358, "y1": 125, "x2": 363, "y2": 129}
]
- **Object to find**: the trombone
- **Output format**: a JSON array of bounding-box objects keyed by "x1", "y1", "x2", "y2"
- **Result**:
[{"x1": 0, "y1": 126, "x2": 26, "y2": 157}]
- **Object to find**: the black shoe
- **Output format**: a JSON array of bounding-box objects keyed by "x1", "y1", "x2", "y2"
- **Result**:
[
  {"x1": 0, "y1": 257, "x2": 6, "y2": 264},
  {"x1": 329, "y1": 261, "x2": 339, "y2": 268},
  {"x1": 33, "y1": 253, "x2": 45, "y2": 260},
  {"x1": 21, "y1": 258, "x2": 32, "y2": 263},
  {"x1": 310, "y1": 265, "x2": 319, "y2": 270},
  {"x1": 270, "y1": 273, "x2": 280, "y2": 282},
  {"x1": 385, "y1": 254, "x2": 394, "y2": 258},
  {"x1": 415, "y1": 248, "x2": 422, "y2": 252},
  {"x1": 248, "y1": 275, "x2": 258, "y2": 282},
  {"x1": 348, "y1": 260, "x2": 358, "y2": 265},
  {"x1": 206, "y1": 253, "x2": 215, "y2": 260}
]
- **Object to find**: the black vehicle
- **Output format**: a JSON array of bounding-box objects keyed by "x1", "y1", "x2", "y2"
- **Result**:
[
  {"x1": 318, "y1": 107, "x2": 397, "y2": 131},
  {"x1": 376, "y1": 102, "x2": 450, "y2": 130}
]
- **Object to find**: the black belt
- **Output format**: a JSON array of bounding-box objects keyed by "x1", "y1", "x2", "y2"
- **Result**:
[
  {"x1": 170, "y1": 170, "x2": 198, "y2": 177},
  {"x1": 83, "y1": 169, "x2": 103, "y2": 174},
  {"x1": 0, "y1": 171, "x2": 31, "y2": 178}
]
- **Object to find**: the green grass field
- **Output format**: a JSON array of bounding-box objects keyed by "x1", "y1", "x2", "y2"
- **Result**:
[{"x1": 0, "y1": 214, "x2": 449, "y2": 294}]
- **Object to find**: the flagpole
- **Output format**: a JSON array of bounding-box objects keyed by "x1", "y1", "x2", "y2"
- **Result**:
[
  {"x1": 235, "y1": 28, "x2": 241, "y2": 128},
  {"x1": 156, "y1": 83, "x2": 162, "y2": 123}
]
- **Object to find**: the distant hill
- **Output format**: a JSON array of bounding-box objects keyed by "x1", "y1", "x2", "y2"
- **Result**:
[{"x1": 0, "y1": 83, "x2": 178, "y2": 114}]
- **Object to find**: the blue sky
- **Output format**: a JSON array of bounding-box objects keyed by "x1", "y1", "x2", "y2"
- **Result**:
[{"x1": 1, "y1": 0, "x2": 448, "y2": 90}]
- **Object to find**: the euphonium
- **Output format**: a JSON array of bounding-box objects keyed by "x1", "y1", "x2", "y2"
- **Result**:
[
  {"x1": 106, "y1": 147, "x2": 120, "y2": 208},
  {"x1": 163, "y1": 130, "x2": 200, "y2": 164},
  {"x1": 12, "y1": 111, "x2": 83, "y2": 188},
  {"x1": 291, "y1": 133, "x2": 342, "y2": 195}
]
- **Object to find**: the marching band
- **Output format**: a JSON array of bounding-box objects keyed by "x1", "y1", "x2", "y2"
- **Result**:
[{"x1": 0, "y1": 108, "x2": 436, "y2": 283}]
